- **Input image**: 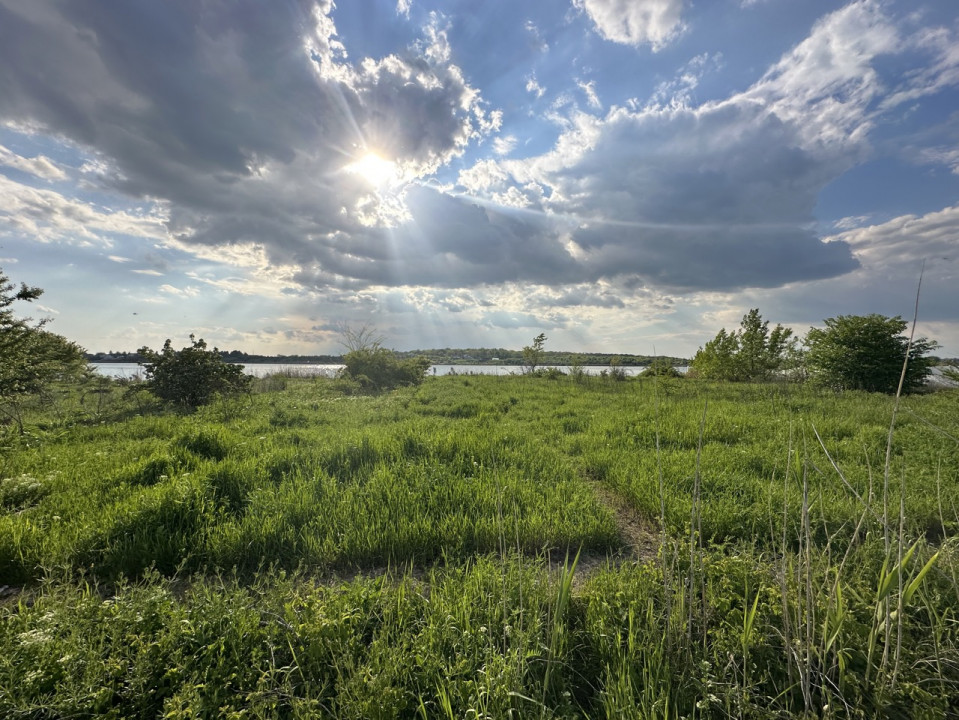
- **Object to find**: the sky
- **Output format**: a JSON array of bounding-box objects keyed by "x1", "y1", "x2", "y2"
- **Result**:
[{"x1": 0, "y1": 0, "x2": 957, "y2": 358}]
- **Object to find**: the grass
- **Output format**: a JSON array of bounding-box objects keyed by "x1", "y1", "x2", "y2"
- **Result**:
[{"x1": 1, "y1": 373, "x2": 958, "y2": 717}]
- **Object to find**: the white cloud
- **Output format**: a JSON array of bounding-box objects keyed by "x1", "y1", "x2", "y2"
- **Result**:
[
  {"x1": 524, "y1": 20, "x2": 549, "y2": 53},
  {"x1": 826, "y1": 204, "x2": 959, "y2": 272},
  {"x1": 0, "y1": 144, "x2": 66, "y2": 181},
  {"x1": 525, "y1": 74, "x2": 546, "y2": 98},
  {"x1": 0, "y1": 175, "x2": 167, "y2": 246},
  {"x1": 734, "y1": 204, "x2": 959, "y2": 353},
  {"x1": 159, "y1": 284, "x2": 200, "y2": 298},
  {"x1": 833, "y1": 215, "x2": 873, "y2": 230},
  {"x1": 396, "y1": 0, "x2": 411, "y2": 19},
  {"x1": 915, "y1": 145, "x2": 959, "y2": 175},
  {"x1": 492, "y1": 135, "x2": 518, "y2": 156},
  {"x1": 879, "y1": 24, "x2": 959, "y2": 111},
  {"x1": 455, "y1": 2, "x2": 926, "y2": 291},
  {"x1": 647, "y1": 52, "x2": 722, "y2": 109},
  {"x1": 574, "y1": 0, "x2": 686, "y2": 51},
  {"x1": 578, "y1": 80, "x2": 602, "y2": 110},
  {"x1": 745, "y1": 0, "x2": 898, "y2": 151}
]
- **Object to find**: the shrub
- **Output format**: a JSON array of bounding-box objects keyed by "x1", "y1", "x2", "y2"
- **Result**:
[
  {"x1": 642, "y1": 357, "x2": 681, "y2": 378},
  {"x1": 339, "y1": 348, "x2": 431, "y2": 392},
  {"x1": 804, "y1": 314, "x2": 937, "y2": 393},
  {"x1": 138, "y1": 336, "x2": 252, "y2": 407}
]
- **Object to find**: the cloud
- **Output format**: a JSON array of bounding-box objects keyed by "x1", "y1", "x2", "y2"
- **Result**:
[
  {"x1": 396, "y1": 0, "x2": 411, "y2": 19},
  {"x1": 573, "y1": 0, "x2": 686, "y2": 51},
  {"x1": 833, "y1": 215, "x2": 874, "y2": 230},
  {"x1": 744, "y1": 0, "x2": 899, "y2": 150},
  {"x1": 524, "y1": 20, "x2": 549, "y2": 53},
  {"x1": 0, "y1": 0, "x2": 498, "y2": 271},
  {"x1": 1, "y1": 0, "x2": 957, "y2": 323},
  {"x1": 0, "y1": 144, "x2": 66, "y2": 181},
  {"x1": 526, "y1": 74, "x2": 546, "y2": 98},
  {"x1": 828, "y1": 203, "x2": 959, "y2": 278},
  {"x1": 0, "y1": 174, "x2": 167, "y2": 246},
  {"x1": 646, "y1": 52, "x2": 722, "y2": 109},
  {"x1": 577, "y1": 80, "x2": 602, "y2": 110},
  {"x1": 453, "y1": 1, "x2": 956, "y2": 292},
  {"x1": 159, "y1": 284, "x2": 200, "y2": 298},
  {"x1": 915, "y1": 145, "x2": 959, "y2": 175},
  {"x1": 492, "y1": 135, "x2": 517, "y2": 156}
]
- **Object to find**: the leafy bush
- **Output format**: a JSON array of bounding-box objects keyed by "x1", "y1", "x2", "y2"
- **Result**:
[
  {"x1": 642, "y1": 357, "x2": 681, "y2": 377},
  {"x1": 336, "y1": 325, "x2": 430, "y2": 392},
  {"x1": 138, "y1": 336, "x2": 252, "y2": 407},
  {"x1": 804, "y1": 314, "x2": 937, "y2": 393},
  {"x1": 339, "y1": 348, "x2": 431, "y2": 392}
]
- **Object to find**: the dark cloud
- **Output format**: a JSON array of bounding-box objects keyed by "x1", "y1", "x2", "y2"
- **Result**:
[
  {"x1": 2, "y1": 0, "x2": 948, "y2": 302},
  {"x1": 0, "y1": 0, "x2": 499, "y2": 281},
  {"x1": 460, "y1": 97, "x2": 864, "y2": 290}
]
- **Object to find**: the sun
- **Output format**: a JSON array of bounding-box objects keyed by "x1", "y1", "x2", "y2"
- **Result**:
[{"x1": 347, "y1": 152, "x2": 399, "y2": 188}]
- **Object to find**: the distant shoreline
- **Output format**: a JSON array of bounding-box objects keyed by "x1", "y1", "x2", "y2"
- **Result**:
[{"x1": 84, "y1": 350, "x2": 691, "y2": 367}]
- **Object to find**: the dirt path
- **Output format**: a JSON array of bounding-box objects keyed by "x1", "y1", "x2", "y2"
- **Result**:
[{"x1": 574, "y1": 479, "x2": 663, "y2": 582}]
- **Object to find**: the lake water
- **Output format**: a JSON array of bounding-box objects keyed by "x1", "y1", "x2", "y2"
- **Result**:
[{"x1": 90, "y1": 362, "x2": 678, "y2": 378}]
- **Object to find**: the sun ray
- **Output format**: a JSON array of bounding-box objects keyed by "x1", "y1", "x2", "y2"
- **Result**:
[{"x1": 347, "y1": 152, "x2": 399, "y2": 188}]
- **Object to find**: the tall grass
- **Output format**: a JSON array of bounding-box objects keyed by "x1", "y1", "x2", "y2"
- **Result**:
[{"x1": 1, "y1": 373, "x2": 957, "y2": 716}]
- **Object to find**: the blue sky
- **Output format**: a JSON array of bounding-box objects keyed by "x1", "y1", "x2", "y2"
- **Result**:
[{"x1": 1, "y1": 0, "x2": 957, "y2": 357}]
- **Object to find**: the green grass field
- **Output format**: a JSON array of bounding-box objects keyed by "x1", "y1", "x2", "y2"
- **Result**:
[{"x1": 2, "y1": 374, "x2": 958, "y2": 717}]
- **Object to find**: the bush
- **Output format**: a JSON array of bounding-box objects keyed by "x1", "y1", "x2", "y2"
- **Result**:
[
  {"x1": 642, "y1": 357, "x2": 681, "y2": 378},
  {"x1": 339, "y1": 348, "x2": 431, "y2": 392},
  {"x1": 138, "y1": 336, "x2": 252, "y2": 407},
  {"x1": 804, "y1": 314, "x2": 937, "y2": 393}
]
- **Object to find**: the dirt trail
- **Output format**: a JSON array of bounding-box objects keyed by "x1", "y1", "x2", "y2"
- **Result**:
[{"x1": 574, "y1": 479, "x2": 663, "y2": 582}]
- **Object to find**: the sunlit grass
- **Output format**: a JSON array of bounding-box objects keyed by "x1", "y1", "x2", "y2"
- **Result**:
[{"x1": 1, "y1": 374, "x2": 958, "y2": 716}]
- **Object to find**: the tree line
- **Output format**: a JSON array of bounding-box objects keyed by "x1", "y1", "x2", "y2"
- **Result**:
[{"x1": 688, "y1": 308, "x2": 941, "y2": 393}]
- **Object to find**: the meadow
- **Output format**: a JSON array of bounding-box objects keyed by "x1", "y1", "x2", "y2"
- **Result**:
[{"x1": 1, "y1": 373, "x2": 958, "y2": 718}]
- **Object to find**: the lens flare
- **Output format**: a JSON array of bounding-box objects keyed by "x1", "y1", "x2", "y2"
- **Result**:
[{"x1": 348, "y1": 152, "x2": 398, "y2": 187}]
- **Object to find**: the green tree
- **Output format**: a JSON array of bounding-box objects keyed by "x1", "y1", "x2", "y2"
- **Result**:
[
  {"x1": 689, "y1": 328, "x2": 740, "y2": 381},
  {"x1": 689, "y1": 309, "x2": 794, "y2": 382},
  {"x1": 522, "y1": 333, "x2": 547, "y2": 374},
  {"x1": 804, "y1": 314, "x2": 938, "y2": 393},
  {"x1": 0, "y1": 267, "x2": 87, "y2": 433},
  {"x1": 138, "y1": 335, "x2": 252, "y2": 407}
]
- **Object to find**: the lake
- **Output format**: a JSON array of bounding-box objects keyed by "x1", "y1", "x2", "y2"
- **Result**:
[{"x1": 89, "y1": 363, "x2": 678, "y2": 378}]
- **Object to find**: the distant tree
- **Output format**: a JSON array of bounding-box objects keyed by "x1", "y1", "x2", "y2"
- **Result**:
[
  {"x1": 337, "y1": 326, "x2": 430, "y2": 392},
  {"x1": 522, "y1": 333, "x2": 547, "y2": 374},
  {"x1": 0, "y1": 267, "x2": 87, "y2": 433},
  {"x1": 138, "y1": 335, "x2": 252, "y2": 407},
  {"x1": 642, "y1": 357, "x2": 682, "y2": 378},
  {"x1": 804, "y1": 314, "x2": 938, "y2": 393},
  {"x1": 689, "y1": 309, "x2": 794, "y2": 382}
]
